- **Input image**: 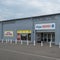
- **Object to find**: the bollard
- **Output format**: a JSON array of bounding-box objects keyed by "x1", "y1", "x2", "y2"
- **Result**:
[
  {"x1": 21, "y1": 40, "x2": 23, "y2": 45},
  {"x1": 34, "y1": 40, "x2": 35, "y2": 46},
  {"x1": 41, "y1": 41, "x2": 43, "y2": 47},
  {"x1": 59, "y1": 42, "x2": 60, "y2": 48},
  {"x1": 27, "y1": 40, "x2": 29, "y2": 45},
  {"x1": 8, "y1": 39, "x2": 9, "y2": 43},
  {"x1": 2, "y1": 39, "x2": 3, "y2": 43},
  {"x1": 49, "y1": 41, "x2": 52, "y2": 47},
  {"x1": 15, "y1": 39, "x2": 17, "y2": 44},
  {"x1": 6, "y1": 39, "x2": 8, "y2": 43},
  {"x1": 18, "y1": 40, "x2": 20, "y2": 43},
  {"x1": 10, "y1": 39, "x2": 12, "y2": 44}
]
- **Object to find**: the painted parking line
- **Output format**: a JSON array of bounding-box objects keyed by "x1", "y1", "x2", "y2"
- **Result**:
[{"x1": 0, "y1": 48, "x2": 60, "y2": 60}]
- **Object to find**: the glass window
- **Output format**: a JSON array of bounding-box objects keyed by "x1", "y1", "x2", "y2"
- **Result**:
[
  {"x1": 21, "y1": 34, "x2": 27, "y2": 40},
  {"x1": 21, "y1": 33, "x2": 31, "y2": 41},
  {"x1": 48, "y1": 33, "x2": 51, "y2": 42},
  {"x1": 52, "y1": 33, "x2": 55, "y2": 42},
  {"x1": 28, "y1": 34, "x2": 31, "y2": 41}
]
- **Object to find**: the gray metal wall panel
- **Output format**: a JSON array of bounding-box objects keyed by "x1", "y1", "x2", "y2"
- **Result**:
[
  {"x1": 33, "y1": 15, "x2": 60, "y2": 45},
  {"x1": 15, "y1": 19, "x2": 34, "y2": 42},
  {"x1": 3, "y1": 21, "x2": 16, "y2": 40},
  {"x1": 54, "y1": 15, "x2": 60, "y2": 45},
  {"x1": 2, "y1": 14, "x2": 60, "y2": 45},
  {"x1": 0, "y1": 22, "x2": 2, "y2": 40},
  {"x1": 3, "y1": 19, "x2": 34, "y2": 41}
]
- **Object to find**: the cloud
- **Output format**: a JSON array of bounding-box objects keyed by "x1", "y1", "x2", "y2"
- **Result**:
[
  {"x1": 0, "y1": 0, "x2": 60, "y2": 20},
  {"x1": 0, "y1": 16, "x2": 4, "y2": 21},
  {"x1": 28, "y1": 0, "x2": 60, "y2": 14},
  {"x1": 0, "y1": 9, "x2": 24, "y2": 20}
]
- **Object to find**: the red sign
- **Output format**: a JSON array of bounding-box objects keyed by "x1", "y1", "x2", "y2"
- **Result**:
[{"x1": 42, "y1": 25, "x2": 51, "y2": 28}]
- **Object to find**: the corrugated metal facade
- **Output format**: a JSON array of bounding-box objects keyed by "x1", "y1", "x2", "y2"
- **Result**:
[{"x1": 0, "y1": 13, "x2": 60, "y2": 45}]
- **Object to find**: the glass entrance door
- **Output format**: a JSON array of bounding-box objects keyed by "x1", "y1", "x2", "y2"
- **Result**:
[
  {"x1": 52, "y1": 33, "x2": 55, "y2": 43},
  {"x1": 36, "y1": 32, "x2": 55, "y2": 43},
  {"x1": 48, "y1": 33, "x2": 51, "y2": 42},
  {"x1": 43, "y1": 32, "x2": 55, "y2": 43},
  {"x1": 21, "y1": 33, "x2": 31, "y2": 41},
  {"x1": 43, "y1": 33, "x2": 47, "y2": 42}
]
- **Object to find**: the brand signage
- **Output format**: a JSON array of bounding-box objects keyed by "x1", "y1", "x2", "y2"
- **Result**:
[
  {"x1": 4, "y1": 31, "x2": 13, "y2": 37},
  {"x1": 17, "y1": 30, "x2": 31, "y2": 33},
  {"x1": 35, "y1": 23, "x2": 55, "y2": 30}
]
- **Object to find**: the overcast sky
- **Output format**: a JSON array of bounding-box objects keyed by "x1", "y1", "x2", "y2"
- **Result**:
[{"x1": 0, "y1": 0, "x2": 60, "y2": 20}]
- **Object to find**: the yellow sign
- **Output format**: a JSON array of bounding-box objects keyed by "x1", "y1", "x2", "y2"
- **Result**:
[
  {"x1": 17, "y1": 30, "x2": 31, "y2": 33},
  {"x1": 4, "y1": 31, "x2": 13, "y2": 37}
]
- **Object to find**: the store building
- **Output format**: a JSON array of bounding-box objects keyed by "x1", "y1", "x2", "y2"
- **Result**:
[{"x1": 0, "y1": 13, "x2": 60, "y2": 45}]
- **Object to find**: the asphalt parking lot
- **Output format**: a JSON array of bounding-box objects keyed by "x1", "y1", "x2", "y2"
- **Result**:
[{"x1": 0, "y1": 42, "x2": 60, "y2": 60}]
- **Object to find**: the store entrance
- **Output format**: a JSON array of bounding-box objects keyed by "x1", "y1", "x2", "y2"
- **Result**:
[
  {"x1": 21, "y1": 33, "x2": 31, "y2": 41},
  {"x1": 17, "y1": 30, "x2": 31, "y2": 41},
  {"x1": 36, "y1": 32, "x2": 55, "y2": 43},
  {"x1": 17, "y1": 33, "x2": 31, "y2": 41}
]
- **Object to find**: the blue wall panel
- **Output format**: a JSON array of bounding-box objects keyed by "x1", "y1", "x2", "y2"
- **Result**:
[
  {"x1": 3, "y1": 19, "x2": 34, "y2": 41},
  {"x1": 2, "y1": 14, "x2": 60, "y2": 45},
  {"x1": 0, "y1": 22, "x2": 2, "y2": 40}
]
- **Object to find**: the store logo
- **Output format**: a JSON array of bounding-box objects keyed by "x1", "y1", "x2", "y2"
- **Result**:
[
  {"x1": 36, "y1": 26, "x2": 41, "y2": 28},
  {"x1": 42, "y1": 25, "x2": 51, "y2": 28},
  {"x1": 35, "y1": 23, "x2": 55, "y2": 30},
  {"x1": 52, "y1": 24, "x2": 54, "y2": 28},
  {"x1": 4, "y1": 31, "x2": 13, "y2": 37}
]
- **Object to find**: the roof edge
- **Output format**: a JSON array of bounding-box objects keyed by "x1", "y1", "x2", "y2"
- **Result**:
[{"x1": 2, "y1": 13, "x2": 60, "y2": 22}]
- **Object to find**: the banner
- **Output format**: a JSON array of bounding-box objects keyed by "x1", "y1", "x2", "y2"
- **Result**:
[
  {"x1": 17, "y1": 30, "x2": 31, "y2": 33},
  {"x1": 35, "y1": 23, "x2": 55, "y2": 30},
  {"x1": 4, "y1": 31, "x2": 13, "y2": 37}
]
